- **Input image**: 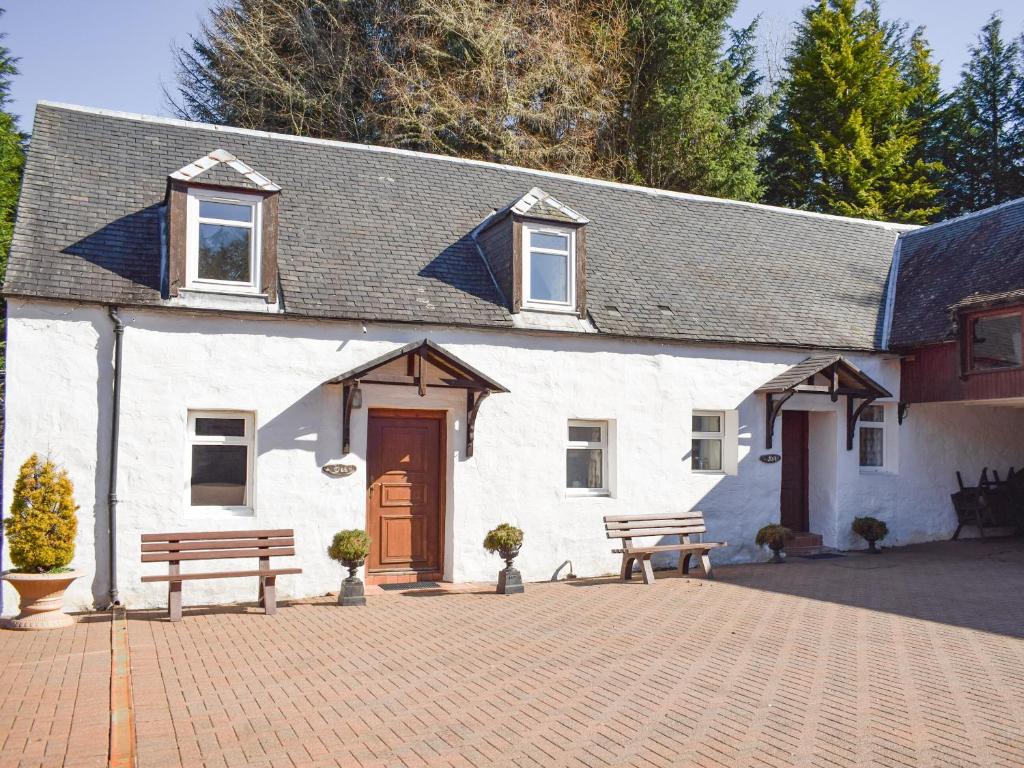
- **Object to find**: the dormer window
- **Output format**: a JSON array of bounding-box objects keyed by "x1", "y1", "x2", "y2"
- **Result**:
[
  {"x1": 523, "y1": 224, "x2": 575, "y2": 311},
  {"x1": 186, "y1": 189, "x2": 262, "y2": 293},
  {"x1": 965, "y1": 309, "x2": 1023, "y2": 372}
]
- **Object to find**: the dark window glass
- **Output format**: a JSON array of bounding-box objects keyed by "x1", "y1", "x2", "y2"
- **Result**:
[
  {"x1": 859, "y1": 428, "x2": 883, "y2": 467},
  {"x1": 195, "y1": 417, "x2": 246, "y2": 437},
  {"x1": 198, "y1": 223, "x2": 251, "y2": 282},
  {"x1": 530, "y1": 251, "x2": 568, "y2": 302},
  {"x1": 691, "y1": 439, "x2": 723, "y2": 471},
  {"x1": 568, "y1": 425, "x2": 602, "y2": 442},
  {"x1": 971, "y1": 314, "x2": 1022, "y2": 370},
  {"x1": 199, "y1": 200, "x2": 252, "y2": 222},
  {"x1": 190, "y1": 445, "x2": 247, "y2": 506},
  {"x1": 692, "y1": 414, "x2": 722, "y2": 433},
  {"x1": 566, "y1": 448, "x2": 603, "y2": 489}
]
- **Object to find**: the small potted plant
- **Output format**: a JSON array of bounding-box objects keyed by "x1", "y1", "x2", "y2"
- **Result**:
[
  {"x1": 755, "y1": 524, "x2": 791, "y2": 564},
  {"x1": 484, "y1": 523, "x2": 524, "y2": 594},
  {"x1": 2, "y1": 454, "x2": 81, "y2": 630},
  {"x1": 852, "y1": 516, "x2": 888, "y2": 554},
  {"x1": 327, "y1": 529, "x2": 371, "y2": 606}
]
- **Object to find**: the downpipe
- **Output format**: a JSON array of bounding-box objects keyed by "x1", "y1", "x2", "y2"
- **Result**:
[{"x1": 106, "y1": 306, "x2": 124, "y2": 608}]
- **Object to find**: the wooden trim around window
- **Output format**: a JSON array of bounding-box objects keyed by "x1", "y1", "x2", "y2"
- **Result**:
[
  {"x1": 166, "y1": 180, "x2": 188, "y2": 297},
  {"x1": 260, "y1": 193, "x2": 279, "y2": 304},
  {"x1": 511, "y1": 219, "x2": 523, "y2": 313},
  {"x1": 575, "y1": 225, "x2": 587, "y2": 318},
  {"x1": 960, "y1": 305, "x2": 1024, "y2": 377}
]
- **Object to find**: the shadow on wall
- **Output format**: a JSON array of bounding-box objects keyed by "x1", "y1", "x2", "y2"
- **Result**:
[
  {"x1": 63, "y1": 204, "x2": 164, "y2": 294},
  {"x1": 257, "y1": 384, "x2": 341, "y2": 468}
]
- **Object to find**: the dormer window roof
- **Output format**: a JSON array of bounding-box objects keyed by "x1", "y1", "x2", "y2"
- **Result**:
[
  {"x1": 165, "y1": 149, "x2": 281, "y2": 303},
  {"x1": 474, "y1": 186, "x2": 588, "y2": 319}
]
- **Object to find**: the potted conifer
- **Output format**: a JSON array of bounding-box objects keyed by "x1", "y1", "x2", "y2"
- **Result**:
[
  {"x1": 328, "y1": 529, "x2": 371, "y2": 606},
  {"x1": 2, "y1": 454, "x2": 82, "y2": 630},
  {"x1": 852, "y1": 516, "x2": 888, "y2": 553},
  {"x1": 484, "y1": 523, "x2": 524, "y2": 594},
  {"x1": 755, "y1": 524, "x2": 791, "y2": 564}
]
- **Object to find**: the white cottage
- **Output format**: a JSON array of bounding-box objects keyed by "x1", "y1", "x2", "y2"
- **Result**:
[{"x1": 4, "y1": 103, "x2": 1024, "y2": 614}]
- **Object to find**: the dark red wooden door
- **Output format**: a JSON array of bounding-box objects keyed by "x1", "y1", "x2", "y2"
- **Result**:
[
  {"x1": 366, "y1": 410, "x2": 445, "y2": 575},
  {"x1": 780, "y1": 410, "x2": 809, "y2": 532}
]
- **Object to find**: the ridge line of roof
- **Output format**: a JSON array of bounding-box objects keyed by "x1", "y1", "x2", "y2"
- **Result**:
[
  {"x1": 899, "y1": 196, "x2": 1024, "y2": 240},
  {"x1": 36, "y1": 101, "x2": 918, "y2": 233}
]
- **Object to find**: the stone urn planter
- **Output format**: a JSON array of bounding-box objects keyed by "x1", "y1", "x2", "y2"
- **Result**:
[
  {"x1": 484, "y1": 523, "x2": 525, "y2": 595},
  {"x1": 328, "y1": 529, "x2": 371, "y2": 607},
  {"x1": 755, "y1": 524, "x2": 791, "y2": 564},
  {"x1": 852, "y1": 516, "x2": 888, "y2": 554},
  {"x1": 3, "y1": 453, "x2": 81, "y2": 631},
  {"x1": 2, "y1": 570, "x2": 83, "y2": 630}
]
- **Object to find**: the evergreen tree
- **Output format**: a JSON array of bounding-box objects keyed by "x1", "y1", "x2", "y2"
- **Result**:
[
  {"x1": 761, "y1": 0, "x2": 941, "y2": 223},
  {"x1": 172, "y1": 0, "x2": 770, "y2": 200},
  {"x1": 0, "y1": 9, "x2": 23, "y2": 297},
  {"x1": 941, "y1": 15, "x2": 1024, "y2": 215}
]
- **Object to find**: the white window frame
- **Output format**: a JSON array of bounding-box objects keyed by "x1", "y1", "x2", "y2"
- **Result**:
[
  {"x1": 185, "y1": 410, "x2": 256, "y2": 516},
  {"x1": 522, "y1": 223, "x2": 576, "y2": 312},
  {"x1": 691, "y1": 411, "x2": 726, "y2": 474},
  {"x1": 186, "y1": 188, "x2": 262, "y2": 294},
  {"x1": 858, "y1": 403, "x2": 888, "y2": 472},
  {"x1": 566, "y1": 419, "x2": 610, "y2": 496}
]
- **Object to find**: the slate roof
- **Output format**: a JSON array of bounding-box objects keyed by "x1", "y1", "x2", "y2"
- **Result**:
[
  {"x1": 5, "y1": 103, "x2": 913, "y2": 350},
  {"x1": 888, "y1": 198, "x2": 1024, "y2": 348},
  {"x1": 756, "y1": 354, "x2": 892, "y2": 398}
]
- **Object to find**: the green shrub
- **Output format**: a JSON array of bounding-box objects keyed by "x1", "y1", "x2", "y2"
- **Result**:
[
  {"x1": 327, "y1": 529, "x2": 371, "y2": 564},
  {"x1": 852, "y1": 516, "x2": 888, "y2": 542},
  {"x1": 483, "y1": 523, "x2": 524, "y2": 554},
  {"x1": 4, "y1": 454, "x2": 79, "y2": 572},
  {"x1": 755, "y1": 524, "x2": 791, "y2": 550}
]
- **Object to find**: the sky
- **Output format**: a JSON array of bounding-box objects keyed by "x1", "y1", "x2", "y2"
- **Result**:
[{"x1": 5, "y1": 1, "x2": 1024, "y2": 133}]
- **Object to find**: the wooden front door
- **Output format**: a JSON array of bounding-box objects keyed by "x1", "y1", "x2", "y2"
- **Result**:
[
  {"x1": 366, "y1": 409, "x2": 445, "y2": 580},
  {"x1": 780, "y1": 410, "x2": 809, "y2": 532}
]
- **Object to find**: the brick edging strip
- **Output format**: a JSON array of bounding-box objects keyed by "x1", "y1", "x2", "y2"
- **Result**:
[{"x1": 109, "y1": 606, "x2": 136, "y2": 768}]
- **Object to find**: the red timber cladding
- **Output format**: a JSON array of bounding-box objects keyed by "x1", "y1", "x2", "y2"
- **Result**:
[{"x1": 901, "y1": 342, "x2": 1024, "y2": 403}]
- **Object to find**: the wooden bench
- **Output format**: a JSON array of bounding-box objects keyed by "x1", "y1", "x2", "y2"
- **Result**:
[
  {"x1": 140, "y1": 529, "x2": 302, "y2": 622},
  {"x1": 604, "y1": 512, "x2": 726, "y2": 584}
]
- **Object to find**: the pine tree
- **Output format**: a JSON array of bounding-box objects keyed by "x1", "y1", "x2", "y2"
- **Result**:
[
  {"x1": 941, "y1": 15, "x2": 1024, "y2": 215},
  {"x1": 761, "y1": 0, "x2": 941, "y2": 223}
]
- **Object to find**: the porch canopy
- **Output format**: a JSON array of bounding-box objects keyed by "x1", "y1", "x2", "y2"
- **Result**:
[
  {"x1": 757, "y1": 354, "x2": 892, "y2": 451},
  {"x1": 323, "y1": 339, "x2": 509, "y2": 457}
]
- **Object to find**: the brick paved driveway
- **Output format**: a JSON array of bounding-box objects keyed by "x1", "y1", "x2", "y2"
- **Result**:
[{"x1": 124, "y1": 539, "x2": 1024, "y2": 768}]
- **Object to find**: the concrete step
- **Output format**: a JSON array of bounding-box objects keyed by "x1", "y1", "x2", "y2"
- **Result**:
[{"x1": 785, "y1": 532, "x2": 824, "y2": 557}]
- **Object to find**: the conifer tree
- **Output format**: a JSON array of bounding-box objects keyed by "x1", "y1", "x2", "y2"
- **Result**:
[
  {"x1": 940, "y1": 15, "x2": 1024, "y2": 215},
  {"x1": 761, "y1": 0, "x2": 941, "y2": 223}
]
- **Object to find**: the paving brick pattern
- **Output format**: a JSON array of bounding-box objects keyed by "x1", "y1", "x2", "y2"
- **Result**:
[
  {"x1": 124, "y1": 540, "x2": 1024, "y2": 768},
  {"x1": 0, "y1": 614, "x2": 110, "y2": 768}
]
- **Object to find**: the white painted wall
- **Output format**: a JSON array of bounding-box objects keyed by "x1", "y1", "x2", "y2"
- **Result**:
[{"x1": 4, "y1": 299, "x2": 1024, "y2": 614}]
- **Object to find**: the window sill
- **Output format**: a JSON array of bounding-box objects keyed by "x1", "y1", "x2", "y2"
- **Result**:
[
  {"x1": 169, "y1": 289, "x2": 279, "y2": 313},
  {"x1": 565, "y1": 489, "x2": 612, "y2": 499},
  {"x1": 858, "y1": 467, "x2": 895, "y2": 476},
  {"x1": 691, "y1": 469, "x2": 725, "y2": 476},
  {"x1": 187, "y1": 506, "x2": 255, "y2": 518}
]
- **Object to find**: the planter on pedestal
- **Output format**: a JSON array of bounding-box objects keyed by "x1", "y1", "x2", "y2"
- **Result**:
[
  {"x1": 2, "y1": 570, "x2": 82, "y2": 630},
  {"x1": 496, "y1": 547, "x2": 524, "y2": 595},
  {"x1": 339, "y1": 560, "x2": 367, "y2": 606}
]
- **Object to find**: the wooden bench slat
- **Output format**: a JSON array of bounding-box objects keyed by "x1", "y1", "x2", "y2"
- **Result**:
[
  {"x1": 141, "y1": 547, "x2": 295, "y2": 563},
  {"x1": 141, "y1": 568, "x2": 303, "y2": 583},
  {"x1": 605, "y1": 526, "x2": 707, "y2": 539},
  {"x1": 603, "y1": 513, "x2": 705, "y2": 523},
  {"x1": 612, "y1": 542, "x2": 727, "y2": 554},
  {"x1": 605, "y1": 518, "x2": 705, "y2": 530},
  {"x1": 141, "y1": 537, "x2": 294, "y2": 553},
  {"x1": 141, "y1": 529, "x2": 294, "y2": 543}
]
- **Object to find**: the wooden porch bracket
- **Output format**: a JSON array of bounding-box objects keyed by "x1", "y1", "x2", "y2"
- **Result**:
[
  {"x1": 341, "y1": 381, "x2": 360, "y2": 455},
  {"x1": 764, "y1": 390, "x2": 795, "y2": 449},
  {"x1": 846, "y1": 395, "x2": 877, "y2": 451},
  {"x1": 466, "y1": 389, "x2": 491, "y2": 458}
]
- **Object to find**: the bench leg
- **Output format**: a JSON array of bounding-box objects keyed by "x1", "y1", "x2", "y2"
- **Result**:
[
  {"x1": 168, "y1": 581, "x2": 182, "y2": 622},
  {"x1": 639, "y1": 555, "x2": 655, "y2": 585},
  {"x1": 678, "y1": 553, "x2": 692, "y2": 576},
  {"x1": 261, "y1": 576, "x2": 277, "y2": 615},
  {"x1": 620, "y1": 554, "x2": 635, "y2": 581},
  {"x1": 700, "y1": 552, "x2": 714, "y2": 580}
]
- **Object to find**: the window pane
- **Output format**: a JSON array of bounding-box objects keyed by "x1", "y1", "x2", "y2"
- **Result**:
[
  {"x1": 691, "y1": 439, "x2": 723, "y2": 471},
  {"x1": 195, "y1": 417, "x2": 246, "y2": 437},
  {"x1": 199, "y1": 200, "x2": 252, "y2": 222},
  {"x1": 530, "y1": 251, "x2": 568, "y2": 302},
  {"x1": 566, "y1": 448, "x2": 603, "y2": 489},
  {"x1": 191, "y1": 445, "x2": 247, "y2": 506},
  {"x1": 971, "y1": 315, "x2": 1022, "y2": 369},
  {"x1": 568, "y1": 425, "x2": 602, "y2": 443},
  {"x1": 692, "y1": 414, "x2": 722, "y2": 433},
  {"x1": 860, "y1": 427, "x2": 884, "y2": 467},
  {"x1": 860, "y1": 405, "x2": 884, "y2": 423},
  {"x1": 199, "y1": 223, "x2": 251, "y2": 282},
  {"x1": 531, "y1": 232, "x2": 569, "y2": 251}
]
